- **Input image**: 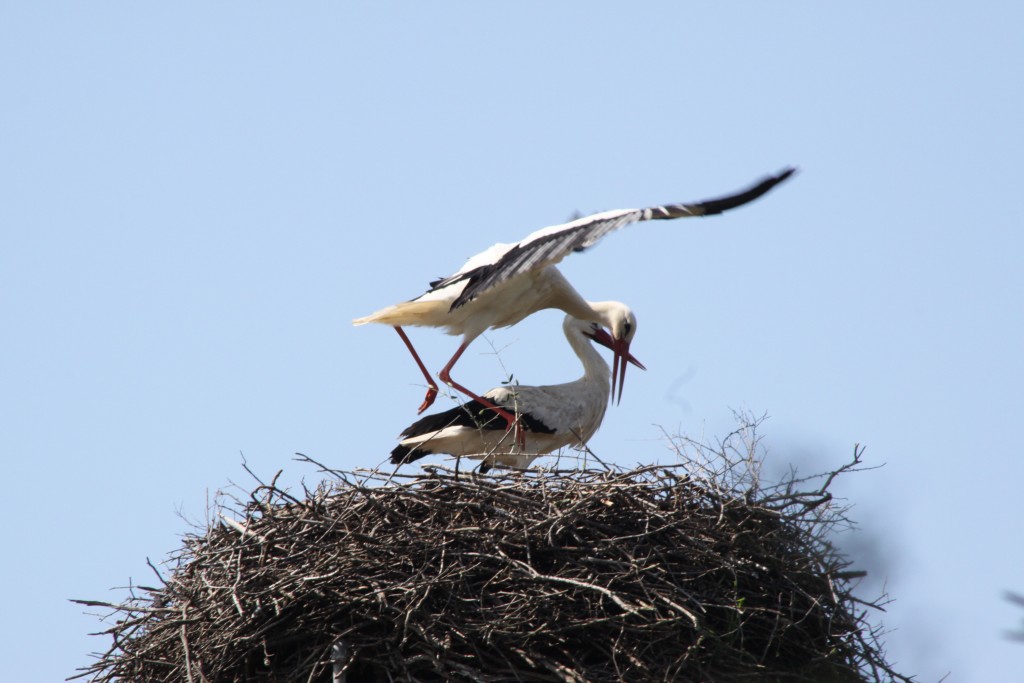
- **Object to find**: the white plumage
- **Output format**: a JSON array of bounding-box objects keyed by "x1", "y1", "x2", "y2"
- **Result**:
[
  {"x1": 390, "y1": 315, "x2": 645, "y2": 472},
  {"x1": 355, "y1": 167, "x2": 795, "y2": 428}
]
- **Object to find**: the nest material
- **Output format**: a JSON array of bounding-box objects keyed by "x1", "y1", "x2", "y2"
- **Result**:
[{"x1": 75, "y1": 452, "x2": 909, "y2": 682}]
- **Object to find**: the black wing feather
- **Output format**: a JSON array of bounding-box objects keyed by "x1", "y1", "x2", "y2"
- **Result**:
[{"x1": 648, "y1": 166, "x2": 797, "y2": 219}]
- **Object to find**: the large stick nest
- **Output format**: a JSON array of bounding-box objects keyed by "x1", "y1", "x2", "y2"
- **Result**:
[{"x1": 75, "y1": 437, "x2": 910, "y2": 682}]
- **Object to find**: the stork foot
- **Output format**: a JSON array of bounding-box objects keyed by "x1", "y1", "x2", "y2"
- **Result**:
[{"x1": 417, "y1": 386, "x2": 439, "y2": 414}]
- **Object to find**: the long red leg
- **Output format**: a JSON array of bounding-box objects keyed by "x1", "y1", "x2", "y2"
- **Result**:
[
  {"x1": 439, "y1": 341, "x2": 526, "y2": 450},
  {"x1": 393, "y1": 326, "x2": 439, "y2": 414}
]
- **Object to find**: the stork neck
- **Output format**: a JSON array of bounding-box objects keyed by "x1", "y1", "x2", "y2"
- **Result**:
[
  {"x1": 543, "y1": 267, "x2": 606, "y2": 323},
  {"x1": 566, "y1": 326, "x2": 611, "y2": 384}
]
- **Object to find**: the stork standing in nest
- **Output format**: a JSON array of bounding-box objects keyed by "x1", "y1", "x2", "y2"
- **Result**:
[
  {"x1": 389, "y1": 315, "x2": 645, "y2": 473},
  {"x1": 355, "y1": 167, "x2": 795, "y2": 435}
]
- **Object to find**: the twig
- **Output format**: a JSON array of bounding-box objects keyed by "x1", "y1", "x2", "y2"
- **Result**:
[{"x1": 219, "y1": 513, "x2": 269, "y2": 544}]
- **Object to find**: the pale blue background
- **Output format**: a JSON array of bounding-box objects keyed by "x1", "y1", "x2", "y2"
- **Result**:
[{"x1": 2, "y1": 4, "x2": 1022, "y2": 681}]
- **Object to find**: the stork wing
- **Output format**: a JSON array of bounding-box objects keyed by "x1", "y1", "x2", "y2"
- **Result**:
[{"x1": 442, "y1": 166, "x2": 796, "y2": 310}]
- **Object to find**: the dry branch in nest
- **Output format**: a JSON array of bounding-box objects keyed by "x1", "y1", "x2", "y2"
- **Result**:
[{"x1": 74, "y1": 433, "x2": 911, "y2": 682}]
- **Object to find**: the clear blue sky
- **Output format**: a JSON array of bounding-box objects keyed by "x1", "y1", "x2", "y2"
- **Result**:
[{"x1": 3, "y1": 4, "x2": 1022, "y2": 681}]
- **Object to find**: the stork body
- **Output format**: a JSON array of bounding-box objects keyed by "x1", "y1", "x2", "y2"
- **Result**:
[
  {"x1": 390, "y1": 316, "x2": 642, "y2": 472},
  {"x1": 355, "y1": 167, "x2": 795, "y2": 422}
]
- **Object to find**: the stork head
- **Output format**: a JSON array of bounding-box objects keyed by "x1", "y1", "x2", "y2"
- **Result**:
[{"x1": 590, "y1": 302, "x2": 644, "y2": 405}]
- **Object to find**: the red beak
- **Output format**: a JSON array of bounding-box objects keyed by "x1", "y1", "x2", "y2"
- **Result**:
[
  {"x1": 588, "y1": 328, "x2": 645, "y2": 405},
  {"x1": 611, "y1": 336, "x2": 645, "y2": 405}
]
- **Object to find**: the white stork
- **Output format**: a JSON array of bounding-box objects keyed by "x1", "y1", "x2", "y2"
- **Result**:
[
  {"x1": 389, "y1": 315, "x2": 645, "y2": 472},
  {"x1": 355, "y1": 167, "x2": 795, "y2": 433}
]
